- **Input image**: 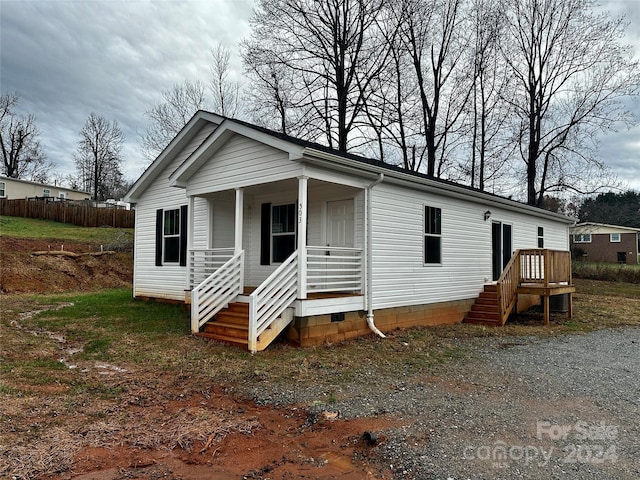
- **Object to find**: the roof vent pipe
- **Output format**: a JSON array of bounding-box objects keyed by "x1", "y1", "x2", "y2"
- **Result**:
[{"x1": 365, "y1": 173, "x2": 385, "y2": 338}]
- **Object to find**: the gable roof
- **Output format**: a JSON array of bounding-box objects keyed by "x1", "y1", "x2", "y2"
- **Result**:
[
  {"x1": 571, "y1": 222, "x2": 640, "y2": 234},
  {"x1": 124, "y1": 111, "x2": 223, "y2": 202},
  {"x1": 0, "y1": 175, "x2": 89, "y2": 195},
  {"x1": 126, "y1": 110, "x2": 574, "y2": 224}
]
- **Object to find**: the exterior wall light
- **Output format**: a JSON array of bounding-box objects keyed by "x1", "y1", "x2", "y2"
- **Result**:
[{"x1": 484, "y1": 210, "x2": 491, "y2": 221}]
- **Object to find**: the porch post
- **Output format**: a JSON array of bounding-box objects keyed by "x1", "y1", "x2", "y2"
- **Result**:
[
  {"x1": 297, "y1": 176, "x2": 308, "y2": 299},
  {"x1": 186, "y1": 195, "x2": 195, "y2": 291},
  {"x1": 235, "y1": 188, "x2": 244, "y2": 291},
  {"x1": 234, "y1": 188, "x2": 243, "y2": 254}
]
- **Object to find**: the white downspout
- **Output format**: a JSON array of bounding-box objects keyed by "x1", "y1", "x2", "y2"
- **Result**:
[{"x1": 365, "y1": 173, "x2": 385, "y2": 338}]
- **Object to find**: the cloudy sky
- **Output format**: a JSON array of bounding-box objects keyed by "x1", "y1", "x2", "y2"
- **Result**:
[{"x1": 1, "y1": 0, "x2": 639, "y2": 193}]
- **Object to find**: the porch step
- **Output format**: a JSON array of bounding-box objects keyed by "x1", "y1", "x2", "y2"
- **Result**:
[
  {"x1": 214, "y1": 302, "x2": 250, "y2": 326},
  {"x1": 197, "y1": 302, "x2": 293, "y2": 352},
  {"x1": 463, "y1": 284, "x2": 503, "y2": 327},
  {"x1": 195, "y1": 332, "x2": 249, "y2": 348}
]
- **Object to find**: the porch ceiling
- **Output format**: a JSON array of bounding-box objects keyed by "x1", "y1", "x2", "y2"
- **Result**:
[{"x1": 196, "y1": 177, "x2": 361, "y2": 199}]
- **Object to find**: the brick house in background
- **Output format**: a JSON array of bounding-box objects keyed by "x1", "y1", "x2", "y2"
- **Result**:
[{"x1": 570, "y1": 222, "x2": 640, "y2": 265}]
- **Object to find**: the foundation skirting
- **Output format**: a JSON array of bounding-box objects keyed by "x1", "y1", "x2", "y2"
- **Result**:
[{"x1": 286, "y1": 298, "x2": 475, "y2": 347}]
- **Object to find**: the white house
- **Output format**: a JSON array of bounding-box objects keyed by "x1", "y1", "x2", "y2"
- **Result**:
[
  {"x1": 0, "y1": 175, "x2": 90, "y2": 201},
  {"x1": 125, "y1": 111, "x2": 575, "y2": 352}
]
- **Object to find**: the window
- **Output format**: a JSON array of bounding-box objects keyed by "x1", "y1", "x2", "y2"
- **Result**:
[
  {"x1": 537, "y1": 227, "x2": 544, "y2": 248},
  {"x1": 163, "y1": 209, "x2": 181, "y2": 263},
  {"x1": 424, "y1": 206, "x2": 442, "y2": 264},
  {"x1": 0, "y1": 181, "x2": 5, "y2": 197},
  {"x1": 271, "y1": 203, "x2": 296, "y2": 262},
  {"x1": 610, "y1": 233, "x2": 621, "y2": 243},
  {"x1": 155, "y1": 206, "x2": 187, "y2": 266},
  {"x1": 573, "y1": 233, "x2": 591, "y2": 243},
  {"x1": 58, "y1": 192, "x2": 66, "y2": 199},
  {"x1": 43, "y1": 189, "x2": 50, "y2": 197}
]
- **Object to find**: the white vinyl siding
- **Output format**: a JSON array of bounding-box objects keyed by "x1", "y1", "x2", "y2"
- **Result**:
[
  {"x1": 186, "y1": 135, "x2": 303, "y2": 196},
  {"x1": 244, "y1": 182, "x2": 362, "y2": 287},
  {"x1": 133, "y1": 123, "x2": 217, "y2": 300},
  {"x1": 369, "y1": 183, "x2": 570, "y2": 310}
]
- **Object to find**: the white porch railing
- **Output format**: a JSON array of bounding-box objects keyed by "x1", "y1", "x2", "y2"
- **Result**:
[
  {"x1": 189, "y1": 248, "x2": 235, "y2": 288},
  {"x1": 248, "y1": 250, "x2": 298, "y2": 353},
  {"x1": 306, "y1": 246, "x2": 363, "y2": 293},
  {"x1": 190, "y1": 251, "x2": 244, "y2": 333}
]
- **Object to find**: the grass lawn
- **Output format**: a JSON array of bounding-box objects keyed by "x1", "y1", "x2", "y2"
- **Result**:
[
  {"x1": 0, "y1": 215, "x2": 133, "y2": 245},
  {"x1": 1, "y1": 279, "x2": 638, "y2": 478},
  {"x1": 573, "y1": 260, "x2": 640, "y2": 283},
  {"x1": 2, "y1": 278, "x2": 639, "y2": 395}
]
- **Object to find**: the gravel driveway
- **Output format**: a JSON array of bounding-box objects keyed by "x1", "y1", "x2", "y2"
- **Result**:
[{"x1": 249, "y1": 327, "x2": 640, "y2": 479}]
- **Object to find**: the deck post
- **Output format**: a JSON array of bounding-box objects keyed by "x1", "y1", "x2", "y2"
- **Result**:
[
  {"x1": 297, "y1": 176, "x2": 308, "y2": 299},
  {"x1": 543, "y1": 295, "x2": 550, "y2": 326}
]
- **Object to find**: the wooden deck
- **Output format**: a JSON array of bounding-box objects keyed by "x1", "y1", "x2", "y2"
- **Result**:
[{"x1": 464, "y1": 249, "x2": 575, "y2": 326}]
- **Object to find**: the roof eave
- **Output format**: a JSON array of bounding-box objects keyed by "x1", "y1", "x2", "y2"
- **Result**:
[
  {"x1": 124, "y1": 111, "x2": 223, "y2": 203},
  {"x1": 302, "y1": 147, "x2": 575, "y2": 225},
  {"x1": 168, "y1": 120, "x2": 306, "y2": 188}
]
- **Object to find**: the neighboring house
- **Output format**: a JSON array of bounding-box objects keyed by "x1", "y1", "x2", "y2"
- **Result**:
[
  {"x1": 0, "y1": 176, "x2": 90, "y2": 201},
  {"x1": 125, "y1": 111, "x2": 575, "y2": 352},
  {"x1": 570, "y1": 222, "x2": 640, "y2": 265}
]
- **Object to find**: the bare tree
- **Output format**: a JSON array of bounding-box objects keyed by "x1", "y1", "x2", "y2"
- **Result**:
[
  {"x1": 242, "y1": 43, "x2": 296, "y2": 134},
  {"x1": 75, "y1": 113, "x2": 124, "y2": 200},
  {"x1": 502, "y1": 0, "x2": 640, "y2": 206},
  {"x1": 211, "y1": 43, "x2": 244, "y2": 118},
  {"x1": 244, "y1": 0, "x2": 389, "y2": 151},
  {"x1": 465, "y1": 0, "x2": 514, "y2": 191},
  {"x1": 0, "y1": 92, "x2": 53, "y2": 182},
  {"x1": 140, "y1": 80, "x2": 208, "y2": 161},
  {"x1": 398, "y1": 0, "x2": 473, "y2": 177}
]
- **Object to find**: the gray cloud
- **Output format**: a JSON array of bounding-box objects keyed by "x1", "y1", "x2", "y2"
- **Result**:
[
  {"x1": 1, "y1": 0, "x2": 638, "y2": 193},
  {"x1": 1, "y1": 0, "x2": 253, "y2": 181}
]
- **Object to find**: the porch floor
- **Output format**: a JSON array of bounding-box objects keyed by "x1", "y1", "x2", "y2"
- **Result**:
[{"x1": 242, "y1": 286, "x2": 362, "y2": 300}]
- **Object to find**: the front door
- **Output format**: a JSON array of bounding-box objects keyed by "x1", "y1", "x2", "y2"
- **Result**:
[
  {"x1": 492, "y1": 221, "x2": 512, "y2": 281},
  {"x1": 326, "y1": 199, "x2": 354, "y2": 248}
]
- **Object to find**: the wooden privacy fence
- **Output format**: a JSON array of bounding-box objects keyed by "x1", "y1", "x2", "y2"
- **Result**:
[{"x1": 0, "y1": 198, "x2": 135, "y2": 228}]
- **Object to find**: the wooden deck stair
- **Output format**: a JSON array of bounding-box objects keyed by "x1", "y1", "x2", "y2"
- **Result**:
[
  {"x1": 195, "y1": 301, "x2": 292, "y2": 351},
  {"x1": 464, "y1": 249, "x2": 575, "y2": 327},
  {"x1": 463, "y1": 284, "x2": 504, "y2": 326}
]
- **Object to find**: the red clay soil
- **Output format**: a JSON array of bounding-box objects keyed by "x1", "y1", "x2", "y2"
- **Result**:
[
  {"x1": 63, "y1": 390, "x2": 397, "y2": 479},
  {"x1": 0, "y1": 237, "x2": 132, "y2": 294},
  {"x1": 2, "y1": 237, "x2": 399, "y2": 479},
  {"x1": 30, "y1": 383, "x2": 399, "y2": 480}
]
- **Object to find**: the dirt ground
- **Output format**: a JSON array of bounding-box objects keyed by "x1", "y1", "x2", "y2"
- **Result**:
[
  {"x1": 0, "y1": 237, "x2": 133, "y2": 294},
  {"x1": 0, "y1": 237, "x2": 396, "y2": 479}
]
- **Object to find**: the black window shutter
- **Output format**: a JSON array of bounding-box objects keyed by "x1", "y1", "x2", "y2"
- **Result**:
[
  {"x1": 260, "y1": 203, "x2": 271, "y2": 265},
  {"x1": 155, "y1": 209, "x2": 163, "y2": 266},
  {"x1": 179, "y1": 205, "x2": 188, "y2": 266}
]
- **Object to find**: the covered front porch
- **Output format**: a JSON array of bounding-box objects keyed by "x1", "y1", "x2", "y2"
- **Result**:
[{"x1": 184, "y1": 176, "x2": 372, "y2": 352}]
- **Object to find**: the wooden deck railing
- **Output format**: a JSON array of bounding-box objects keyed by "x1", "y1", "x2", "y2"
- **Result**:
[
  {"x1": 518, "y1": 249, "x2": 572, "y2": 286},
  {"x1": 496, "y1": 251, "x2": 521, "y2": 325},
  {"x1": 497, "y1": 249, "x2": 572, "y2": 325}
]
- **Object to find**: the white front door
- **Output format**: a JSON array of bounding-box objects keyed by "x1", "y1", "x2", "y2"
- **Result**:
[{"x1": 326, "y1": 199, "x2": 355, "y2": 248}]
